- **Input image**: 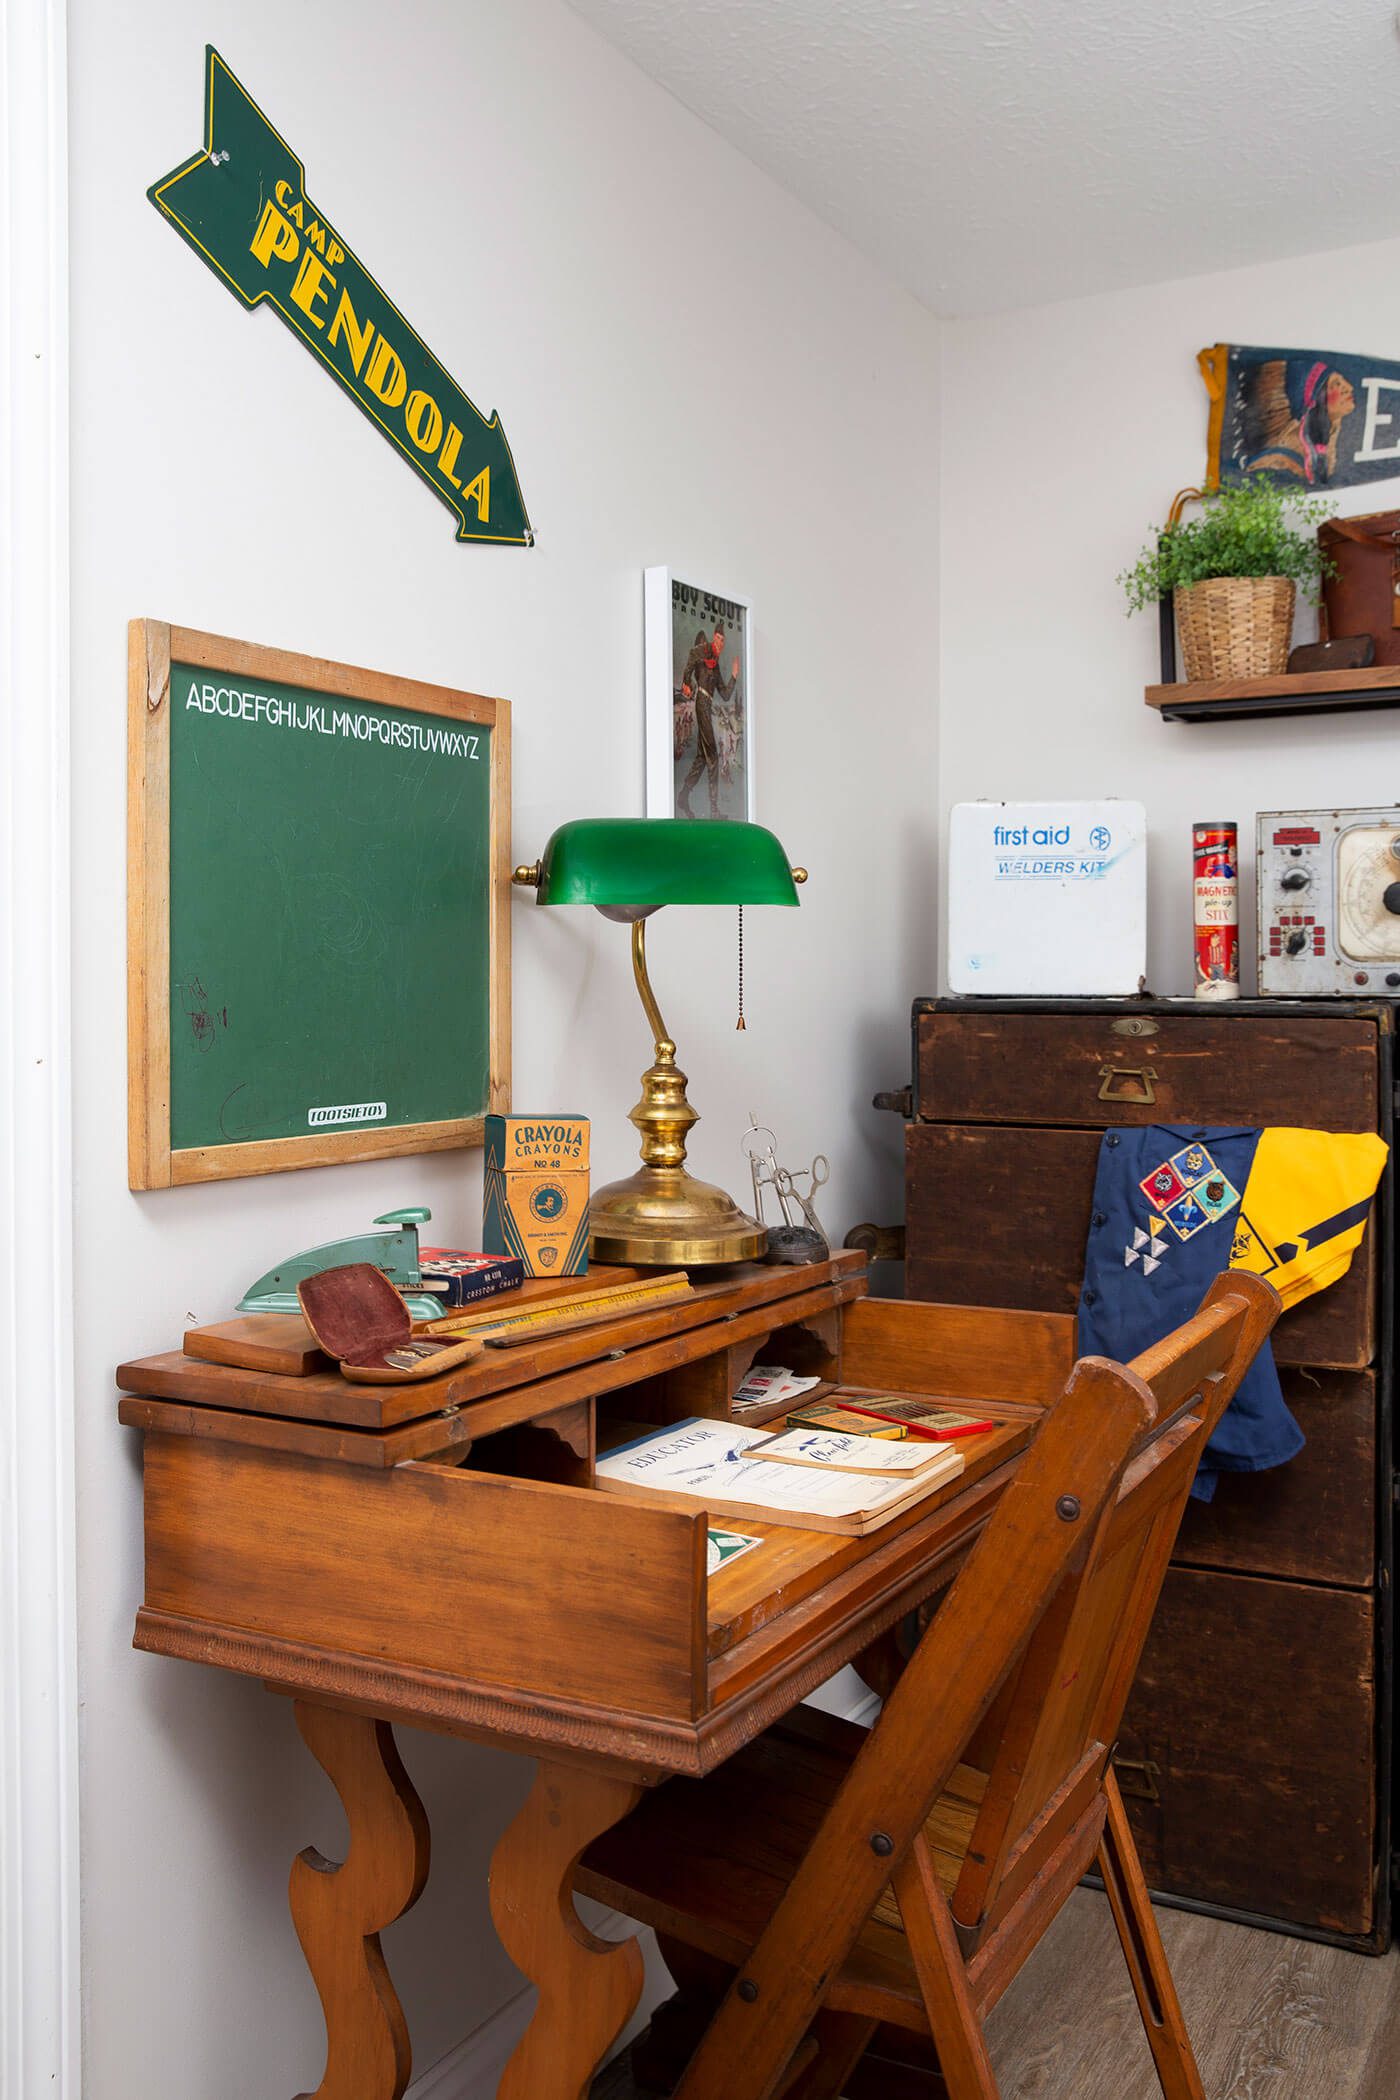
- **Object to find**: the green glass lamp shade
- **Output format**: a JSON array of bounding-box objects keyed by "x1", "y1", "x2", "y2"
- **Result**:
[{"x1": 531, "y1": 817, "x2": 800, "y2": 910}]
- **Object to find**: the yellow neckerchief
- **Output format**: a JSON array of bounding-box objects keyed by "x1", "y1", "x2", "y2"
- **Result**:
[{"x1": 1229, "y1": 1128, "x2": 1388, "y2": 1309}]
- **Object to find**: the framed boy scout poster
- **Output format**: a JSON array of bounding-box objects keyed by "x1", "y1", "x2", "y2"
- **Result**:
[{"x1": 644, "y1": 568, "x2": 755, "y2": 822}]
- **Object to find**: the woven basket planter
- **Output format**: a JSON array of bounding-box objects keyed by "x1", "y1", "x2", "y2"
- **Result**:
[{"x1": 1175, "y1": 575, "x2": 1295, "y2": 682}]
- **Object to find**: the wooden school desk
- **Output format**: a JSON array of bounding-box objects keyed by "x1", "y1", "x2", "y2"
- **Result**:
[{"x1": 117, "y1": 1254, "x2": 1074, "y2": 2100}]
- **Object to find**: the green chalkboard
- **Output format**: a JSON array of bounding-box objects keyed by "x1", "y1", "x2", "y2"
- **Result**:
[{"x1": 129, "y1": 622, "x2": 509, "y2": 1187}]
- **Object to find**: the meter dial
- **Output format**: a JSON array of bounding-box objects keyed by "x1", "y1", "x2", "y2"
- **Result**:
[{"x1": 1337, "y1": 826, "x2": 1400, "y2": 961}]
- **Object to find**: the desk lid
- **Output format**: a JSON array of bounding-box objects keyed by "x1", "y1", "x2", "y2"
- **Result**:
[{"x1": 116, "y1": 1254, "x2": 869, "y2": 1442}]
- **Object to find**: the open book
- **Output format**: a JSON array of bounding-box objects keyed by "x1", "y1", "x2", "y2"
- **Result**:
[{"x1": 595, "y1": 1418, "x2": 964, "y2": 1536}]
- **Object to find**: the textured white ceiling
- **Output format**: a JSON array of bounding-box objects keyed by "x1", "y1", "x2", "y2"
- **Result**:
[{"x1": 566, "y1": 0, "x2": 1400, "y2": 314}]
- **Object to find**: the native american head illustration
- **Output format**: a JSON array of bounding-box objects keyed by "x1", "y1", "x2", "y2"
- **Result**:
[{"x1": 1238, "y1": 358, "x2": 1356, "y2": 483}]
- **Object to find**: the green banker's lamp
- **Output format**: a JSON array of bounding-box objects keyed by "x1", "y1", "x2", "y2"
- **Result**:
[{"x1": 512, "y1": 819, "x2": 807, "y2": 1265}]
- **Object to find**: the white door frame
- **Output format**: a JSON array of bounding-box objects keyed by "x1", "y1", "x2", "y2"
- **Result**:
[{"x1": 0, "y1": 0, "x2": 81, "y2": 2094}]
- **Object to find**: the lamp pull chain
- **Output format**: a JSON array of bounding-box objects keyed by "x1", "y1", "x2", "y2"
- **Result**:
[{"x1": 736, "y1": 906, "x2": 746, "y2": 1031}]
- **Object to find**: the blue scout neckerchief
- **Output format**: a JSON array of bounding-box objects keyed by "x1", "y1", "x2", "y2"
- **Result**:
[{"x1": 1076, "y1": 1126, "x2": 1303, "y2": 1502}]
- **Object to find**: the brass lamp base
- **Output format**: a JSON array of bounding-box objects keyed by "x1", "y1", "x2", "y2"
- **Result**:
[
  {"x1": 588, "y1": 1165, "x2": 766, "y2": 1267},
  {"x1": 584, "y1": 915, "x2": 768, "y2": 1266}
]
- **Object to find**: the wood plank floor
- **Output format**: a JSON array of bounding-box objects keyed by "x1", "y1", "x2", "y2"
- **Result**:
[{"x1": 594, "y1": 1889, "x2": 1400, "y2": 2099}]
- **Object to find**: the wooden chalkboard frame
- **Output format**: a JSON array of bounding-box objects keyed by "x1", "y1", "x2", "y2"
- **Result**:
[{"x1": 127, "y1": 619, "x2": 511, "y2": 1188}]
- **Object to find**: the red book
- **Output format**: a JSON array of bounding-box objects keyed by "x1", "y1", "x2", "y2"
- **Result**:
[{"x1": 834, "y1": 1398, "x2": 997, "y2": 1441}]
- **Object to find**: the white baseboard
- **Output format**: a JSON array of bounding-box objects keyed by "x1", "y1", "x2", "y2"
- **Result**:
[
  {"x1": 407, "y1": 1912, "x2": 671, "y2": 2100},
  {"x1": 405, "y1": 1984, "x2": 533, "y2": 2100}
]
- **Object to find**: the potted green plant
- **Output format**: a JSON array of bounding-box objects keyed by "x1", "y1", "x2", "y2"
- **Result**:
[{"x1": 1121, "y1": 481, "x2": 1334, "y2": 682}]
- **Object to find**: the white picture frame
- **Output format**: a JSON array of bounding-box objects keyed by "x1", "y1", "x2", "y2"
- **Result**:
[{"x1": 645, "y1": 567, "x2": 755, "y2": 821}]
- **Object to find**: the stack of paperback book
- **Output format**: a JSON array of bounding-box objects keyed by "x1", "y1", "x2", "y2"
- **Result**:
[{"x1": 595, "y1": 1417, "x2": 965, "y2": 1536}]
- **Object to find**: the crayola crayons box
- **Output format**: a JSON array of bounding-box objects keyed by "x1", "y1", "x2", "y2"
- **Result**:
[{"x1": 482, "y1": 1115, "x2": 590, "y2": 1277}]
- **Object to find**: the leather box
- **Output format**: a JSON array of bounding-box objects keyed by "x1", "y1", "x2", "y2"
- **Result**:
[
  {"x1": 1320, "y1": 511, "x2": 1400, "y2": 666},
  {"x1": 297, "y1": 1262, "x2": 481, "y2": 1383}
]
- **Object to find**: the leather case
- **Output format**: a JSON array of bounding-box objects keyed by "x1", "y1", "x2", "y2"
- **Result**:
[
  {"x1": 1320, "y1": 512, "x2": 1400, "y2": 664},
  {"x1": 297, "y1": 1263, "x2": 482, "y2": 1383}
]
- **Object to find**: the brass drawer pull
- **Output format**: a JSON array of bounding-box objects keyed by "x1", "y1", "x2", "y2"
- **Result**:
[
  {"x1": 1113, "y1": 1754, "x2": 1162, "y2": 1803},
  {"x1": 1098, "y1": 1062, "x2": 1157, "y2": 1105}
]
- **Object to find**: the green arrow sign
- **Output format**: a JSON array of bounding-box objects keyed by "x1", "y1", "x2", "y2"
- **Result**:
[{"x1": 150, "y1": 48, "x2": 533, "y2": 547}]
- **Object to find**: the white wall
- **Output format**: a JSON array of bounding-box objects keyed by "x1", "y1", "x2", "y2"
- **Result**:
[
  {"x1": 68, "y1": 2, "x2": 940, "y2": 2093},
  {"x1": 939, "y1": 233, "x2": 1400, "y2": 993}
]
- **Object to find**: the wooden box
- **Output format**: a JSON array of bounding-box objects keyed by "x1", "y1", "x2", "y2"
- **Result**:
[
  {"x1": 905, "y1": 1123, "x2": 1375, "y2": 1367},
  {"x1": 1173, "y1": 1367, "x2": 1376, "y2": 1589},
  {"x1": 1116, "y1": 1570, "x2": 1377, "y2": 1938},
  {"x1": 895, "y1": 997, "x2": 1393, "y2": 1949},
  {"x1": 914, "y1": 1007, "x2": 1381, "y2": 1133}
]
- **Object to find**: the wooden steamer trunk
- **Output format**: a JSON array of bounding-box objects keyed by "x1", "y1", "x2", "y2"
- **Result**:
[{"x1": 887, "y1": 998, "x2": 1394, "y2": 1950}]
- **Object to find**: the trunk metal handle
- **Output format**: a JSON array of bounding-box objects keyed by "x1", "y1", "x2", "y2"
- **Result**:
[
  {"x1": 1113, "y1": 1754, "x2": 1162, "y2": 1803},
  {"x1": 1097, "y1": 1062, "x2": 1158, "y2": 1105}
]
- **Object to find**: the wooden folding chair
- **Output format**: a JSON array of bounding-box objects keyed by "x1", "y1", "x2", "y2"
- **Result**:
[{"x1": 576, "y1": 1270, "x2": 1281, "y2": 2100}]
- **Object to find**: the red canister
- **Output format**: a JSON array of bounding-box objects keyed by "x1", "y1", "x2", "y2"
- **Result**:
[{"x1": 1193, "y1": 821, "x2": 1239, "y2": 1001}]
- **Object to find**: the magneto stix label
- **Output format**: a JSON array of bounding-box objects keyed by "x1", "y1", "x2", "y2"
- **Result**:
[{"x1": 1193, "y1": 821, "x2": 1240, "y2": 1001}]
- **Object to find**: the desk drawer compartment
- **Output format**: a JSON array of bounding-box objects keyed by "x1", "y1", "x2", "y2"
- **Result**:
[
  {"x1": 1119, "y1": 1568, "x2": 1377, "y2": 1939},
  {"x1": 140, "y1": 1432, "x2": 706, "y2": 1721},
  {"x1": 905, "y1": 1123, "x2": 1376, "y2": 1369},
  {"x1": 651, "y1": 1313, "x2": 844, "y2": 1426},
  {"x1": 916, "y1": 1010, "x2": 1379, "y2": 1131}
]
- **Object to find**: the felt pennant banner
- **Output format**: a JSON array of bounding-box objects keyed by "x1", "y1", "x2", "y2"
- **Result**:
[
  {"x1": 149, "y1": 48, "x2": 533, "y2": 547},
  {"x1": 1201, "y1": 342, "x2": 1400, "y2": 496}
]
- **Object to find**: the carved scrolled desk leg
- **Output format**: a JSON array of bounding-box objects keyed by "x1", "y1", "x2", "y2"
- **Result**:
[
  {"x1": 289, "y1": 1701, "x2": 430, "y2": 2100},
  {"x1": 490, "y1": 1763, "x2": 646, "y2": 2100}
]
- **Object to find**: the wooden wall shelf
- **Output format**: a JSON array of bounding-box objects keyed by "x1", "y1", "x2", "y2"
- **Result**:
[{"x1": 1146, "y1": 663, "x2": 1400, "y2": 723}]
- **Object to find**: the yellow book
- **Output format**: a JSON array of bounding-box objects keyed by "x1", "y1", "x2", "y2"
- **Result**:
[{"x1": 784, "y1": 1400, "x2": 908, "y2": 1440}]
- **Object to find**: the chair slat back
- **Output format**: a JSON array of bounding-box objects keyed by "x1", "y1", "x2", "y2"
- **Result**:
[
  {"x1": 1126, "y1": 1293, "x2": 1254, "y2": 1429},
  {"x1": 948, "y1": 1275, "x2": 1276, "y2": 1938}
]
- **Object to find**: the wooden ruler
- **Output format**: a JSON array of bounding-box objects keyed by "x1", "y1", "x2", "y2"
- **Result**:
[{"x1": 419, "y1": 1270, "x2": 693, "y2": 1347}]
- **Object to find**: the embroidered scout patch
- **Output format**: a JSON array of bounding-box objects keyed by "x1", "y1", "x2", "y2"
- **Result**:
[
  {"x1": 1194, "y1": 1171, "x2": 1241, "y2": 1222},
  {"x1": 1140, "y1": 1160, "x2": 1189, "y2": 1207},
  {"x1": 1161, "y1": 1190, "x2": 1211, "y2": 1240},
  {"x1": 1139, "y1": 1143, "x2": 1240, "y2": 1243},
  {"x1": 1123, "y1": 1216, "x2": 1171, "y2": 1276}
]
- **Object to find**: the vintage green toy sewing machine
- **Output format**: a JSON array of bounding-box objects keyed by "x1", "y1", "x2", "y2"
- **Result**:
[{"x1": 237, "y1": 1207, "x2": 444, "y2": 1320}]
